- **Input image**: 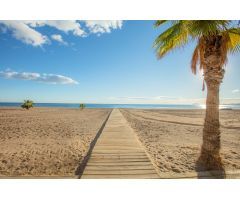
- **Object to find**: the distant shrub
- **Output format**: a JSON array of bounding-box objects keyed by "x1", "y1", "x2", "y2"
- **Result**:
[
  {"x1": 21, "y1": 100, "x2": 34, "y2": 110},
  {"x1": 79, "y1": 103, "x2": 86, "y2": 110}
]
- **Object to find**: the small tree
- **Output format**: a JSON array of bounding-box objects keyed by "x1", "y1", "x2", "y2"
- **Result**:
[
  {"x1": 21, "y1": 100, "x2": 34, "y2": 110},
  {"x1": 79, "y1": 103, "x2": 86, "y2": 110}
]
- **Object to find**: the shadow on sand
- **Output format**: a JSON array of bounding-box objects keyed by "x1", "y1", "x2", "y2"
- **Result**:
[
  {"x1": 74, "y1": 110, "x2": 112, "y2": 178},
  {"x1": 195, "y1": 156, "x2": 226, "y2": 179}
]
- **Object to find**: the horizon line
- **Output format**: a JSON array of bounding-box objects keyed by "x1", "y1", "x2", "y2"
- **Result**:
[{"x1": 0, "y1": 101, "x2": 239, "y2": 105}]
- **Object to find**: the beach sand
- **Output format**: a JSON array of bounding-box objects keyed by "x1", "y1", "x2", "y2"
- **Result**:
[
  {"x1": 1, "y1": 107, "x2": 239, "y2": 178},
  {"x1": 120, "y1": 109, "x2": 240, "y2": 176},
  {"x1": 0, "y1": 107, "x2": 111, "y2": 177}
]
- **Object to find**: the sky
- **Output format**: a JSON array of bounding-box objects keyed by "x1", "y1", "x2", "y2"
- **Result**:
[{"x1": 0, "y1": 20, "x2": 239, "y2": 104}]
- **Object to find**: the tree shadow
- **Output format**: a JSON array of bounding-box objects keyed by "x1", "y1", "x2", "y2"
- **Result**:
[
  {"x1": 195, "y1": 154, "x2": 226, "y2": 179},
  {"x1": 74, "y1": 110, "x2": 112, "y2": 178}
]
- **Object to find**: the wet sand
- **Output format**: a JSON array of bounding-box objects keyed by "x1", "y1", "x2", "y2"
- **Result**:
[
  {"x1": 120, "y1": 109, "x2": 240, "y2": 176},
  {"x1": 0, "y1": 107, "x2": 111, "y2": 176}
]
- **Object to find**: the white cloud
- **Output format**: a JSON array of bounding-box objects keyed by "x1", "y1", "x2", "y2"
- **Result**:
[
  {"x1": 25, "y1": 20, "x2": 85, "y2": 36},
  {"x1": 0, "y1": 21, "x2": 49, "y2": 46},
  {"x1": 232, "y1": 89, "x2": 239, "y2": 93},
  {"x1": 85, "y1": 20, "x2": 123, "y2": 34},
  {"x1": 51, "y1": 34, "x2": 67, "y2": 45},
  {"x1": 38, "y1": 74, "x2": 78, "y2": 84},
  {"x1": 0, "y1": 20, "x2": 123, "y2": 46},
  {"x1": 0, "y1": 69, "x2": 78, "y2": 85}
]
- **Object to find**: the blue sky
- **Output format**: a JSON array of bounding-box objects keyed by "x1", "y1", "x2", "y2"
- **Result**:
[{"x1": 0, "y1": 20, "x2": 239, "y2": 104}]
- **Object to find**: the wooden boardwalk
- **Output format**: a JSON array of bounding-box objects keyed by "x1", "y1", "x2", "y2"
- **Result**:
[{"x1": 81, "y1": 109, "x2": 159, "y2": 179}]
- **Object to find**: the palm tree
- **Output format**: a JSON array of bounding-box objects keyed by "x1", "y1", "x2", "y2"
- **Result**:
[
  {"x1": 79, "y1": 103, "x2": 86, "y2": 110},
  {"x1": 153, "y1": 20, "x2": 240, "y2": 172},
  {"x1": 21, "y1": 100, "x2": 34, "y2": 110}
]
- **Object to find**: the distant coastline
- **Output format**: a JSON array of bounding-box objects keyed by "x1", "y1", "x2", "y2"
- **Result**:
[{"x1": 0, "y1": 102, "x2": 240, "y2": 109}]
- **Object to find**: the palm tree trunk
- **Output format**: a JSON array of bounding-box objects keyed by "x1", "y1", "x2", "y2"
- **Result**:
[
  {"x1": 199, "y1": 68, "x2": 224, "y2": 170},
  {"x1": 200, "y1": 75, "x2": 222, "y2": 170},
  {"x1": 197, "y1": 36, "x2": 226, "y2": 172}
]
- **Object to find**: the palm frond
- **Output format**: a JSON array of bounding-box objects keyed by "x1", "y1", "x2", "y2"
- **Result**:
[
  {"x1": 191, "y1": 45, "x2": 199, "y2": 74},
  {"x1": 219, "y1": 35, "x2": 228, "y2": 66},
  {"x1": 154, "y1": 21, "x2": 190, "y2": 58},
  {"x1": 224, "y1": 28, "x2": 240, "y2": 53},
  {"x1": 154, "y1": 20, "x2": 239, "y2": 74},
  {"x1": 154, "y1": 20, "x2": 168, "y2": 27},
  {"x1": 198, "y1": 38, "x2": 206, "y2": 70},
  {"x1": 187, "y1": 20, "x2": 229, "y2": 37}
]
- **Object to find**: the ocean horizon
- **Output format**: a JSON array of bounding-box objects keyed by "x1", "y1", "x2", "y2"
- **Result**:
[{"x1": 0, "y1": 102, "x2": 239, "y2": 109}]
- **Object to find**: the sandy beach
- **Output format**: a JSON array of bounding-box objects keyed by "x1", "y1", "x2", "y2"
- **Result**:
[
  {"x1": 0, "y1": 107, "x2": 239, "y2": 178},
  {"x1": 0, "y1": 107, "x2": 111, "y2": 176},
  {"x1": 120, "y1": 109, "x2": 240, "y2": 176}
]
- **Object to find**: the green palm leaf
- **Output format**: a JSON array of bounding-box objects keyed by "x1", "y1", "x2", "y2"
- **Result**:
[{"x1": 154, "y1": 20, "x2": 240, "y2": 73}]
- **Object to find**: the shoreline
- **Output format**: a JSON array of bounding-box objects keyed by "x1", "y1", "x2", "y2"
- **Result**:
[
  {"x1": 0, "y1": 102, "x2": 240, "y2": 110},
  {"x1": 0, "y1": 106, "x2": 239, "y2": 111}
]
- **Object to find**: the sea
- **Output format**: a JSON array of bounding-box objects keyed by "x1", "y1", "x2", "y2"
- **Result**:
[{"x1": 0, "y1": 102, "x2": 239, "y2": 109}]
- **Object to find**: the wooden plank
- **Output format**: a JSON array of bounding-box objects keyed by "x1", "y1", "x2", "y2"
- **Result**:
[
  {"x1": 92, "y1": 150, "x2": 146, "y2": 154},
  {"x1": 81, "y1": 109, "x2": 159, "y2": 179},
  {"x1": 94, "y1": 148, "x2": 143, "y2": 150},
  {"x1": 81, "y1": 174, "x2": 159, "y2": 179},
  {"x1": 85, "y1": 161, "x2": 154, "y2": 166},
  {"x1": 90, "y1": 155, "x2": 148, "y2": 159},
  {"x1": 88, "y1": 158, "x2": 150, "y2": 162},
  {"x1": 96, "y1": 141, "x2": 139, "y2": 144},
  {"x1": 83, "y1": 169, "x2": 157, "y2": 175},
  {"x1": 92, "y1": 152, "x2": 147, "y2": 155},
  {"x1": 84, "y1": 165, "x2": 155, "y2": 170}
]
